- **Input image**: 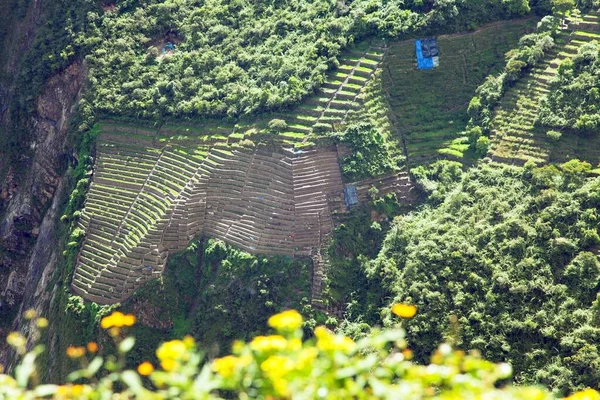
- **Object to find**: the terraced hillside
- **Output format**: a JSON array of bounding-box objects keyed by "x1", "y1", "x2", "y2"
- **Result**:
[
  {"x1": 72, "y1": 41, "x2": 420, "y2": 304},
  {"x1": 489, "y1": 12, "x2": 600, "y2": 166},
  {"x1": 150, "y1": 40, "x2": 387, "y2": 147},
  {"x1": 73, "y1": 130, "x2": 345, "y2": 304},
  {"x1": 382, "y1": 18, "x2": 535, "y2": 167}
]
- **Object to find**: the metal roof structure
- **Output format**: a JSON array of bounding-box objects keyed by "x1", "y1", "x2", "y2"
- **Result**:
[{"x1": 344, "y1": 185, "x2": 358, "y2": 207}]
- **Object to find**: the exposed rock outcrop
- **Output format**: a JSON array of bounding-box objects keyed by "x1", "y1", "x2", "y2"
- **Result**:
[
  {"x1": 0, "y1": 62, "x2": 84, "y2": 311},
  {"x1": 0, "y1": 0, "x2": 85, "y2": 343}
]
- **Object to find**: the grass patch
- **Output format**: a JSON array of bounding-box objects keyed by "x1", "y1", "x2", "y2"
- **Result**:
[{"x1": 383, "y1": 18, "x2": 536, "y2": 166}]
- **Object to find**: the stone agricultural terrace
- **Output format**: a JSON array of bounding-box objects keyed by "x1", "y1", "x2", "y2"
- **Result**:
[
  {"x1": 73, "y1": 133, "x2": 345, "y2": 304},
  {"x1": 71, "y1": 40, "x2": 412, "y2": 304}
]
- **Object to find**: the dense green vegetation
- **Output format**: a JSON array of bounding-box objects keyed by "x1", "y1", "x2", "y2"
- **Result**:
[
  {"x1": 538, "y1": 40, "x2": 600, "y2": 133},
  {"x1": 7, "y1": 0, "x2": 600, "y2": 394},
  {"x1": 123, "y1": 237, "x2": 312, "y2": 363},
  {"x1": 336, "y1": 71, "x2": 402, "y2": 180},
  {"x1": 466, "y1": 16, "x2": 558, "y2": 148},
  {"x1": 383, "y1": 18, "x2": 536, "y2": 166},
  {"x1": 356, "y1": 160, "x2": 600, "y2": 395},
  {"x1": 487, "y1": 11, "x2": 600, "y2": 166},
  {"x1": 79, "y1": 0, "x2": 536, "y2": 121},
  {"x1": 0, "y1": 0, "x2": 554, "y2": 167},
  {"x1": 326, "y1": 190, "x2": 407, "y2": 327}
]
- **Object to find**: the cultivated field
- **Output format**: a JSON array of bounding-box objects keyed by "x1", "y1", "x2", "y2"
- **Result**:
[
  {"x1": 72, "y1": 40, "x2": 419, "y2": 304},
  {"x1": 489, "y1": 12, "x2": 600, "y2": 167},
  {"x1": 383, "y1": 18, "x2": 536, "y2": 167}
]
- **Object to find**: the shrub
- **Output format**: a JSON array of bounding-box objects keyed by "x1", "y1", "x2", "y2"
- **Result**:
[
  {"x1": 475, "y1": 135, "x2": 491, "y2": 157},
  {"x1": 467, "y1": 96, "x2": 482, "y2": 120},
  {"x1": 467, "y1": 126, "x2": 483, "y2": 147},
  {"x1": 311, "y1": 122, "x2": 333, "y2": 133},
  {"x1": 267, "y1": 119, "x2": 287, "y2": 132},
  {"x1": 339, "y1": 122, "x2": 396, "y2": 180},
  {"x1": 238, "y1": 139, "x2": 255, "y2": 148},
  {"x1": 505, "y1": 59, "x2": 528, "y2": 82},
  {"x1": 547, "y1": 130, "x2": 562, "y2": 142}
]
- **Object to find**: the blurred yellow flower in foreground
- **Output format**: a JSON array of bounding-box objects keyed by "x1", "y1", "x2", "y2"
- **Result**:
[
  {"x1": 392, "y1": 303, "x2": 417, "y2": 319},
  {"x1": 261, "y1": 355, "x2": 294, "y2": 396},
  {"x1": 66, "y1": 346, "x2": 86, "y2": 359},
  {"x1": 564, "y1": 388, "x2": 600, "y2": 400},
  {"x1": 6, "y1": 332, "x2": 26, "y2": 349},
  {"x1": 36, "y1": 317, "x2": 49, "y2": 329},
  {"x1": 161, "y1": 359, "x2": 177, "y2": 372},
  {"x1": 55, "y1": 384, "x2": 86, "y2": 399},
  {"x1": 268, "y1": 309, "x2": 303, "y2": 332},
  {"x1": 100, "y1": 311, "x2": 136, "y2": 329},
  {"x1": 183, "y1": 335, "x2": 195, "y2": 349},
  {"x1": 138, "y1": 361, "x2": 154, "y2": 376},
  {"x1": 157, "y1": 340, "x2": 186, "y2": 361},
  {"x1": 314, "y1": 326, "x2": 355, "y2": 353},
  {"x1": 87, "y1": 342, "x2": 98, "y2": 353},
  {"x1": 213, "y1": 355, "x2": 239, "y2": 378},
  {"x1": 250, "y1": 335, "x2": 288, "y2": 353}
]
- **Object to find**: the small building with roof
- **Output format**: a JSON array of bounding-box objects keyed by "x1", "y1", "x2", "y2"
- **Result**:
[
  {"x1": 415, "y1": 38, "x2": 439, "y2": 70},
  {"x1": 344, "y1": 185, "x2": 358, "y2": 208}
]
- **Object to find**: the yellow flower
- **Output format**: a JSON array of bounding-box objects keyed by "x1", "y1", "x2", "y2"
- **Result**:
[
  {"x1": 565, "y1": 388, "x2": 600, "y2": 400},
  {"x1": 100, "y1": 311, "x2": 136, "y2": 329},
  {"x1": 66, "y1": 346, "x2": 86, "y2": 359},
  {"x1": 161, "y1": 359, "x2": 177, "y2": 372},
  {"x1": 288, "y1": 338, "x2": 302, "y2": 351},
  {"x1": 157, "y1": 340, "x2": 187, "y2": 361},
  {"x1": 24, "y1": 309, "x2": 37, "y2": 320},
  {"x1": 56, "y1": 385, "x2": 69, "y2": 396},
  {"x1": 391, "y1": 303, "x2": 417, "y2": 319},
  {"x1": 213, "y1": 355, "x2": 239, "y2": 378},
  {"x1": 232, "y1": 340, "x2": 245, "y2": 354},
  {"x1": 138, "y1": 361, "x2": 154, "y2": 376},
  {"x1": 36, "y1": 317, "x2": 49, "y2": 329},
  {"x1": 261, "y1": 355, "x2": 294, "y2": 378},
  {"x1": 71, "y1": 385, "x2": 84, "y2": 395},
  {"x1": 6, "y1": 332, "x2": 26, "y2": 349},
  {"x1": 314, "y1": 326, "x2": 355, "y2": 353},
  {"x1": 183, "y1": 335, "x2": 195, "y2": 349},
  {"x1": 54, "y1": 384, "x2": 87, "y2": 399},
  {"x1": 87, "y1": 342, "x2": 98, "y2": 353},
  {"x1": 273, "y1": 378, "x2": 291, "y2": 397},
  {"x1": 261, "y1": 355, "x2": 294, "y2": 396},
  {"x1": 268, "y1": 309, "x2": 303, "y2": 332},
  {"x1": 250, "y1": 335, "x2": 288, "y2": 353},
  {"x1": 156, "y1": 339, "x2": 191, "y2": 372}
]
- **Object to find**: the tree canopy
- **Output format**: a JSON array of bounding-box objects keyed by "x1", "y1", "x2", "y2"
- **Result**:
[
  {"x1": 538, "y1": 40, "x2": 600, "y2": 135},
  {"x1": 360, "y1": 161, "x2": 600, "y2": 395}
]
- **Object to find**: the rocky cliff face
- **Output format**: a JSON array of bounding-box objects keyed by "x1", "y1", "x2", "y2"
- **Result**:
[
  {"x1": 0, "y1": 0, "x2": 85, "y2": 343},
  {"x1": 0, "y1": 62, "x2": 84, "y2": 306}
]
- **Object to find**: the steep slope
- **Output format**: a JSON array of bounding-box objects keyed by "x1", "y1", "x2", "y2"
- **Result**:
[
  {"x1": 73, "y1": 136, "x2": 344, "y2": 304},
  {"x1": 382, "y1": 18, "x2": 535, "y2": 167},
  {"x1": 489, "y1": 12, "x2": 600, "y2": 166},
  {"x1": 70, "y1": 40, "x2": 421, "y2": 304}
]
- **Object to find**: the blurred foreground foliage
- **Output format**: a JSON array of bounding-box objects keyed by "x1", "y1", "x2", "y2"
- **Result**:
[{"x1": 1, "y1": 308, "x2": 598, "y2": 399}]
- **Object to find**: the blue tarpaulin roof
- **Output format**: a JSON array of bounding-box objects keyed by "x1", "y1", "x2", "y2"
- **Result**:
[
  {"x1": 162, "y1": 43, "x2": 175, "y2": 53},
  {"x1": 344, "y1": 185, "x2": 358, "y2": 207},
  {"x1": 416, "y1": 38, "x2": 439, "y2": 70}
]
